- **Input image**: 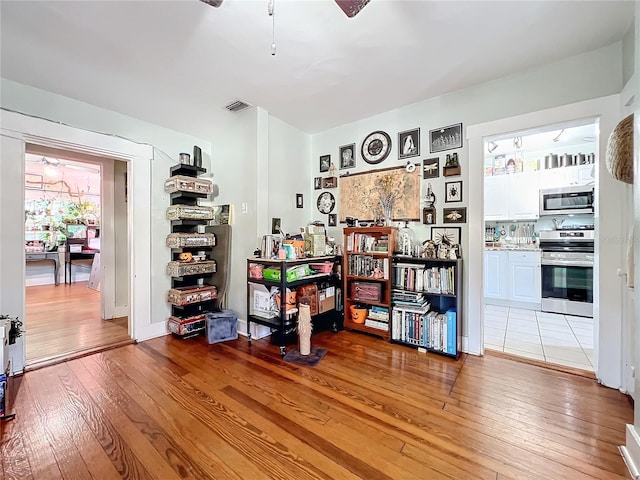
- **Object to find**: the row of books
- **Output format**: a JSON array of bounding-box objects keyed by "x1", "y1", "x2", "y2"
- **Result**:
[
  {"x1": 346, "y1": 233, "x2": 390, "y2": 253},
  {"x1": 391, "y1": 308, "x2": 457, "y2": 355},
  {"x1": 392, "y1": 264, "x2": 456, "y2": 295},
  {"x1": 347, "y1": 255, "x2": 389, "y2": 279}
]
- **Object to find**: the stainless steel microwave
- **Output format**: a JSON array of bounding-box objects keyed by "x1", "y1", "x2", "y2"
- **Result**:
[{"x1": 539, "y1": 185, "x2": 594, "y2": 216}]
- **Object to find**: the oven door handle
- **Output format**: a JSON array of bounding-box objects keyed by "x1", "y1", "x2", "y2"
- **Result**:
[{"x1": 541, "y1": 259, "x2": 593, "y2": 267}]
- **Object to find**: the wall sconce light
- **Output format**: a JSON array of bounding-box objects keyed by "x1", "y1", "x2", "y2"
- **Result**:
[{"x1": 487, "y1": 141, "x2": 498, "y2": 153}]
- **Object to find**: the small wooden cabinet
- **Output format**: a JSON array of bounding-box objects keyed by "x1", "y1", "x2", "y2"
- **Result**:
[{"x1": 342, "y1": 227, "x2": 396, "y2": 338}]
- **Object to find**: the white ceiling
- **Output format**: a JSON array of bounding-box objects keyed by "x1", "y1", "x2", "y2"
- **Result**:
[{"x1": 0, "y1": 1, "x2": 634, "y2": 136}]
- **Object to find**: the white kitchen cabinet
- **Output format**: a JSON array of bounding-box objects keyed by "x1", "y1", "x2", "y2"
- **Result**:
[
  {"x1": 484, "y1": 250, "x2": 509, "y2": 300},
  {"x1": 484, "y1": 250, "x2": 541, "y2": 308},
  {"x1": 507, "y1": 251, "x2": 541, "y2": 306},
  {"x1": 539, "y1": 164, "x2": 594, "y2": 189},
  {"x1": 484, "y1": 171, "x2": 539, "y2": 221}
]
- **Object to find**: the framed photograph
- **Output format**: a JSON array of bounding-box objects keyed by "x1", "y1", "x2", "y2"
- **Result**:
[
  {"x1": 443, "y1": 207, "x2": 467, "y2": 224},
  {"x1": 320, "y1": 155, "x2": 331, "y2": 173},
  {"x1": 296, "y1": 193, "x2": 303, "y2": 208},
  {"x1": 398, "y1": 128, "x2": 420, "y2": 159},
  {"x1": 271, "y1": 217, "x2": 282, "y2": 234},
  {"x1": 322, "y1": 177, "x2": 337, "y2": 189},
  {"x1": 328, "y1": 213, "x2": 337, "y2": 227},
  {"x1": 431, "y1": 227, "x2": 461, "y2": 246},
  {"x1": 422, "y1": 158, "x2": 439, "y2": 179},
  {"x1": 445, "y1": 181, "x2": 462, "y2": 203},
  {"x1": 339, "y1": 143, "x2": 356, "y2": 169},
  {"x1": 314, "y1": 177, "x2": 322, "y2": 190},
  {"x1": 429, "y1": 123, "x2": 463, "y2": 153},
  {"x1": 422, "y1": 207, "x2": 436, "y2": 225}
]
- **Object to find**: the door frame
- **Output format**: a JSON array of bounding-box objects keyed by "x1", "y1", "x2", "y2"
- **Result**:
[
  {"x1": 467, "y1": 94, "x2": 627, "y2": 389},
  {"x1": 1, "y1": 109, "x2": 158, "y2": 374}
]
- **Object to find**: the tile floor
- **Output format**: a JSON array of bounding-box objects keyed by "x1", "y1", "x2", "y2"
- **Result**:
[{"x1": 484, "y1": 304, "x2": 594, "y2": 371}]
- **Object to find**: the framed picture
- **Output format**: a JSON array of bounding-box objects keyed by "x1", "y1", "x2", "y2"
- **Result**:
[
  {"x1": 314, "y1": 177, "x2": 322, "y2": 190},
  {"x1": 445, "y1": 181, "x2": 462, "y2": 203},
  {"x1": 398, "y1": 128, "x2": 420, "y2": 159},
  {"x1": 443, "y1": 207, "x2": 467, "y2": 224},
  {"x1": 422, "y1": 158, "x2": 439, "y2": 179},
  {"x1": 328, "y1": 213, "x2": 337, "y2": 227},
  {"x1": 431, "y1": 227, "x2": 461, "y2": 246},
  {"x1": 429, "y1": 123, "x2": 463, "y2": 153},
  {"x1": 422, "y1": 207, "x2": 436, "y2": 225},
  {"x1": 339, "y1": 143, "x2": 356, "y2": 169},
  {"x1": 296, "y1": 193, "x2": 303, "y2": 208},
  {"x1": 320, "y1": 155, "x2": 331, "y2": 173},
  {"x1": 271, "y1": 217, "x2": 282, "y2": 234},
  {"x1": 322, "y1": 177, "x2": 337, "y2": 189}
]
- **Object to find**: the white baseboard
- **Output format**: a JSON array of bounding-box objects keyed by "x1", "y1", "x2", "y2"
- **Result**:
[
  {"x1": 621, "y1": 424, "x2": 640, "y2": 479},
  {"x1": 112, "y1": 305, "x2": 129, "y2": 318}
]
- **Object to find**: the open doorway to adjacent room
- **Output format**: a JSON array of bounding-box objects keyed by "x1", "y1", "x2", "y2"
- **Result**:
[
  {"x1": 482, "y1": 119, "x2": 598, "y2": 373},
  {"x1": 24, "y1": 146, "x2": 131, "y2": 368}
]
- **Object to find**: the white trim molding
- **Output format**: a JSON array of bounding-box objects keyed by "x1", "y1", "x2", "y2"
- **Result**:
[
  {"x1": 621, "y1": 424, "x2": 640, "y2": 479},
  {"x1": 1, "y1": 109, "x2": 156, "y2": 370}
]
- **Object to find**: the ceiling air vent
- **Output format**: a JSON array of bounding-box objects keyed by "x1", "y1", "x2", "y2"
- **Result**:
[{"x1": 224, "y1": 100, "x2": 252, "y2": 113}]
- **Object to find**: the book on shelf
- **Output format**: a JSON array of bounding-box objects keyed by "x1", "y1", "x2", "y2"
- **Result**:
[
  {"x1": 391, "y1": 307, "x2": 456, "y2": 355},
  {"x1": 348, "y1": 255, "x2": 389, "y2": 279},
  {"x1": 346, "y1": 233, "x2": 390, "y2": 254},
  {"x1": 393, "y1": 264, "x2": 455, "y2": 295}
]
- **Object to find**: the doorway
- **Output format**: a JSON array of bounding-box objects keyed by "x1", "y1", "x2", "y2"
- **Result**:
[
  {"x1": 23, "y1": 148, "x2": 131, "y2": 368},
  {"x1": 482, "y1": 119, "x2": 598, "y2": 372}
]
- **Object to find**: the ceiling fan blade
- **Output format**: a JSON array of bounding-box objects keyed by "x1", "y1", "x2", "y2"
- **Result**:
[
  {"x1": 335, "y1": 0, "x2": 371, "y2": 18},
  {"x1": 200, "y1": 0, "x2": 223, "y2": 7}
]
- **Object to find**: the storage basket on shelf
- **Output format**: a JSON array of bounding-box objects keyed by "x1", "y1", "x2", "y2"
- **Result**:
[
  {"x1": 167, "y1": 285, "x2": 217, "y2": 306},
  {"x1": 166, "y1": 260, "x2": 216, "y2": 277},
  {"x1": 166, "y1": 205, "x2": 215, "y2": 220},
  {"x1": 164, "y1": 175, "x2": 214, "y2": 194},
  {"x1": 166, "y1": 232, "x2": 216, "y2": 248},
  {"x1": 606, "y1": 113, "x2": 634, "y2": 184}
]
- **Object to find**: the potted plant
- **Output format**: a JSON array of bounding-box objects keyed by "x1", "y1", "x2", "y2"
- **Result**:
[{"x1": 0, "y1": 315, "x2": 23, "y2": 344}]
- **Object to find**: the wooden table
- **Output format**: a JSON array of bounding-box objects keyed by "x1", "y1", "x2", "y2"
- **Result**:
[{"x1": 25, "y1": 251, "x2": 59, "y2": 286}]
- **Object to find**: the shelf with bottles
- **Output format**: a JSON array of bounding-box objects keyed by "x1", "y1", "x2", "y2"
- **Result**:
[{"x1": 390, "y1": 256, "x2": 462, "y2": 359}]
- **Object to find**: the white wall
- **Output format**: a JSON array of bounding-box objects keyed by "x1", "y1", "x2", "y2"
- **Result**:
[
  {"x1": 268, "y1": 115, "x2": 312, "y2": 234},
  {"x1": 311, "y1": 42, "x2": 624, "y2": 354},
  {"x1": 207, "y1": 107, "x2": 259, "y2": 319}
]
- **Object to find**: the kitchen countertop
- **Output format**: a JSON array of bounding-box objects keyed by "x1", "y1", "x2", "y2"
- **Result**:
[{"x1": 485, "y1": 243, "x2": 540, "y2": 252}]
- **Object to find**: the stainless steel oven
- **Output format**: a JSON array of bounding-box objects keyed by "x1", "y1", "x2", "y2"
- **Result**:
[
  {"x1": 539, "y1": 185, "x2": 594, "y2": 216},
  {"x1": 539, "y1": 228, "x2": 594, "y2": 318}
]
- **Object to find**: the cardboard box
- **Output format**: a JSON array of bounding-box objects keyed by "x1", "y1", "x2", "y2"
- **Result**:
[
  {"x1": 297, "y1": 284, "x2": 319, "y2": 316},
  {"x1": 319, "y1": 286, "x2": 336, "y2": 313}
]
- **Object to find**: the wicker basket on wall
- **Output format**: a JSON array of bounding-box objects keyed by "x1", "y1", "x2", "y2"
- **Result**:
[{"x1": 606, "y1": 113, "x2": 634, "y2": 184}]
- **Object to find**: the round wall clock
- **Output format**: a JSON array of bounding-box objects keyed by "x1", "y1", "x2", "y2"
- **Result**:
[
  {"x1": 317, "y1": 192, "x2": 335, "y2": 214},
  {"x1": 361, "y1": 130, "x2": 392, "y2": 164}
]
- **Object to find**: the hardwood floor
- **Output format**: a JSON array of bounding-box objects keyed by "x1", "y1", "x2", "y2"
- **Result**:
[
  {"x1": 1, "y1": 330, "x2": 633, "y2": 479},
  {"x1": 25, "y1": 282, "x2": 130, "y2": 366}
]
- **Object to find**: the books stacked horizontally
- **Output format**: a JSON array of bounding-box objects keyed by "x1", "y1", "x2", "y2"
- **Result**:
[
  {"x1": 365, "y1": 306, "x2": 389, "y2": 331},
  {"x1": 391, "y1": 289, "x2": 430, "y2": 309}
]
